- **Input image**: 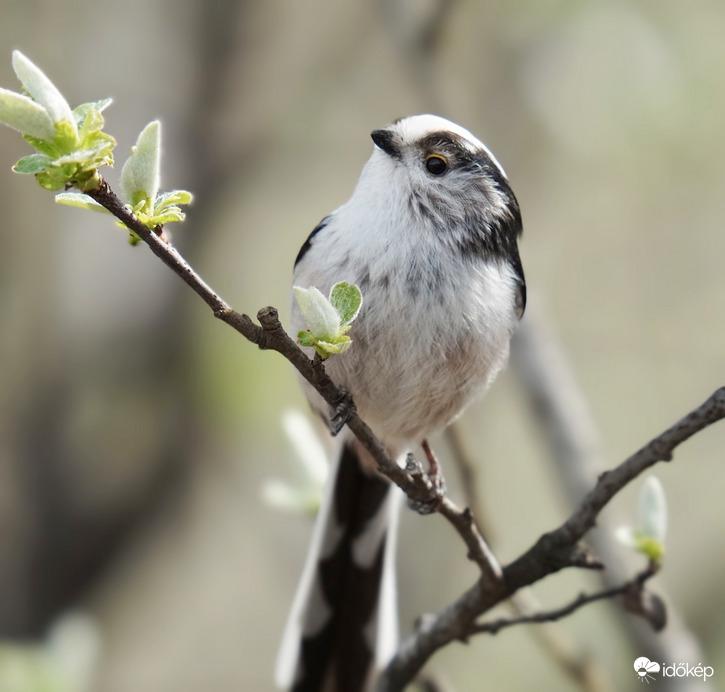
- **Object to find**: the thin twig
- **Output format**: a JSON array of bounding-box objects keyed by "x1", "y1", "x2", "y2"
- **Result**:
[{"x1": 471, "y1": 563, "x2": 658, "y2": 636}]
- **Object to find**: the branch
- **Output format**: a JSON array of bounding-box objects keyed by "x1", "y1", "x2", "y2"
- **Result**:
[
  {"x1": 510, "y1": 302, "x2": 711, "y2": 677},
  {"x1": 84, "y1": 178, "x2": 503, "y2": 589},
  {"x1": 533, "y1": 385, "x2": 725, "y2": 555},
  {"x1": 378, "y1": 387, "x2": 725, "y2": 690},
  {"x1": 86, "y1": 178, "x2": 725, "y2": 691},
  {"x1": 6, "y1": 46, "x2": 718, "y2": 692},
  {"x1": 471, "y1": 563, "x2": 659, "y2": 636}
]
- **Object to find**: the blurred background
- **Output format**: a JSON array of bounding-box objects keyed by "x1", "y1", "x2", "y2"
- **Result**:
[{"x1": 0, "y1": 0, "x2": 724, "y2": 690}]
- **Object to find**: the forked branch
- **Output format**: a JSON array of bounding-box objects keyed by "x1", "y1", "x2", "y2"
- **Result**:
[
  {"x1": 85, "y1": 178, "x2": 725, "y2": 692},
  {"x1": 379, "y1": 387, "x2": 725, "y2": 690}
]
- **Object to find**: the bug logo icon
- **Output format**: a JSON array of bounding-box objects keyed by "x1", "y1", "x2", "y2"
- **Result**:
[{"x1": 634, "y1": 657, "x2": 660, "y2": 683}]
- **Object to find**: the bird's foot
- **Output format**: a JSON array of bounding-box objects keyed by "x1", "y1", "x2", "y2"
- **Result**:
[
  {"x1": 328, "y1": 385, "x2": 356, "y2": 436},
  {"x1": 405, "y1": 440, "x2": 446, "y2": 514}
]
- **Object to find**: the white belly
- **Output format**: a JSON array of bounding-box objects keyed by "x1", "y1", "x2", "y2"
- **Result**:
[{"x1": 292, "y1": 256, "x2": 519, "y2": 456}]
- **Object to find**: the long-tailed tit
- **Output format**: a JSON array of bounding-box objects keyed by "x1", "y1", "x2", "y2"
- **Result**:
[{"x1": 276, "y1": 114, "x2": 525, "y2": 692}]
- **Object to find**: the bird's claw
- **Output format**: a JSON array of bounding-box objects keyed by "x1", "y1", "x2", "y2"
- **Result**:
[
  {"x1": 405, "y1": 452, "x2": 446, "y2": 515},
  {"x1": 328, "y1": 385, "x2": 355, "y2": 436}
]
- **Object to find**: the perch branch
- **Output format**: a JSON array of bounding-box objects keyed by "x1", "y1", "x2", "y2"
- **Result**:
[
  {"x1": 84, "y1": 178, "x2": 503, "y2": 588},
  {"x1": 511, "y1": 301, "x2": 711, "y2": 680},
  {"x1": 86, "y1": 178, "x2": 725, "y2": 691},
  {"x1": 378, "y1": 386, "x2": 725, "y2": 690}
]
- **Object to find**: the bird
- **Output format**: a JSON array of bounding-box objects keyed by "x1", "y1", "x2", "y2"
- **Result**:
[{"x1": 276, "y1": 114, "x2": 525, "y2": 692}]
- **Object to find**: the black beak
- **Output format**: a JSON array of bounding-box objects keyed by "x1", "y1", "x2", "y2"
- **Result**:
[{"x1": 371, "y1": 129, "x2": 401, "y2": 159}]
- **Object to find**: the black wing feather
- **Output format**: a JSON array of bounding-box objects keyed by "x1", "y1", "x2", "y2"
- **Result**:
[{"x1": 294, "y1": 216, "x2": 330, "y2": 268}]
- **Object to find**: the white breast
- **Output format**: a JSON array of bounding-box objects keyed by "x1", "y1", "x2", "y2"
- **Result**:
[{"x1": 292, "y1": 221, "x2": 519, "y2": 456}]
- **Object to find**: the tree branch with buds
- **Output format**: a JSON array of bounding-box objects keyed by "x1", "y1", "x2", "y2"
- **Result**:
[
  {"x1": 379, "y1": 388, "x2": 725, "y2": 690},
  {"x1": 2, "y1": 51, "x2": 725, "y2": 692}
]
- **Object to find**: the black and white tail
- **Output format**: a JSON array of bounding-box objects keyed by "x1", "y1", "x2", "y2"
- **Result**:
[{"x1": 276, "y1": 442, "x2": 401, "y2": 692}]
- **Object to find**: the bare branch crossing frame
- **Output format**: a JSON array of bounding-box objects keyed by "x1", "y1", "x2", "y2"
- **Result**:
[{"x1": 84, "y1": 177, "x2": 725, "y2": 691}]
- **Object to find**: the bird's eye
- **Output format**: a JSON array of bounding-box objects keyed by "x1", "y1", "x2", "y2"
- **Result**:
[{"x1": 425, "y1": 155, "x2": 448, "y2": 176}]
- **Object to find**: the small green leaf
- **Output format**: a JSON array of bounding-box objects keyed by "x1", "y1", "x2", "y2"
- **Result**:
[
  {"x1": 54, "y1": 148, "x2": 100, "y2": 165},
  {"x1": 149, "y1": 209, "x2": 186, "y2": 225},
  {"x1": 52, "y1": 118, "x2": 81, "y2": 152},
  {"x1": 315, "y1": 337, "x2": 352, "y2": 356},
  {"x1": 21, "y1": 133, "x2": 61, "y2": 157},
  {"x1": 121, "y1": 120, "x2": 160, "y2": 207},
  {"x1": 13, "y1": 153, "x2": 52, "y2": 174},
  {"x1": 150, "y1": 189, "x2": 193, "y2": 226},
  {"x1": 294, "y1": 286, "x2": 341, "y2": 342},
  {"x1": 330, "y1": 281, "x2": 363, "y2": 326},
  {"x1": 615, "y1": 475, "x2": 667, "y2": 565},
  {"x1": 0, "y1": 87, "x2": 55, "y2": 140},
  {"x1": 637, "y1": 476, "x2": 667, "y2": 545},
  {"x1": 297, "y1": 331, "x2": 316, "y2": 347},
  {"x1": 35, "y1": 166, "x2": 76, "y2": 191},
  {"x1": 12, "y1": 51, "x2": 76, "y2": 134},
  {"x1": 2, "y1": 53, "x2": 114, "y2": 193},
  {"x1": 78, "y1": 107, "x2": 104, "y2": 141},
  {"x1": 632, "y1": 534, "x2": 665, "y2": 564},
  {"x1": 155, "y1": 189, "x2": 193, "y2": 208},
  {"x1": 80, "y1": 131, "x2": 115, "y2": 162},
  {"x1": 73, "y1": 98, "x2": 112, "y2": 127},
  {"x1": 94, "y1": 97, "x2": 112, "y2": 113},
  {"x1": 296, "y1": 332, "x2": 352, "y2": 359},
  {"x1": 55, "y1": 192, "x2": 110, "y2": 213},
  {"x1": 294, "y1": 283, "x2": 364, "y2": 358}
]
